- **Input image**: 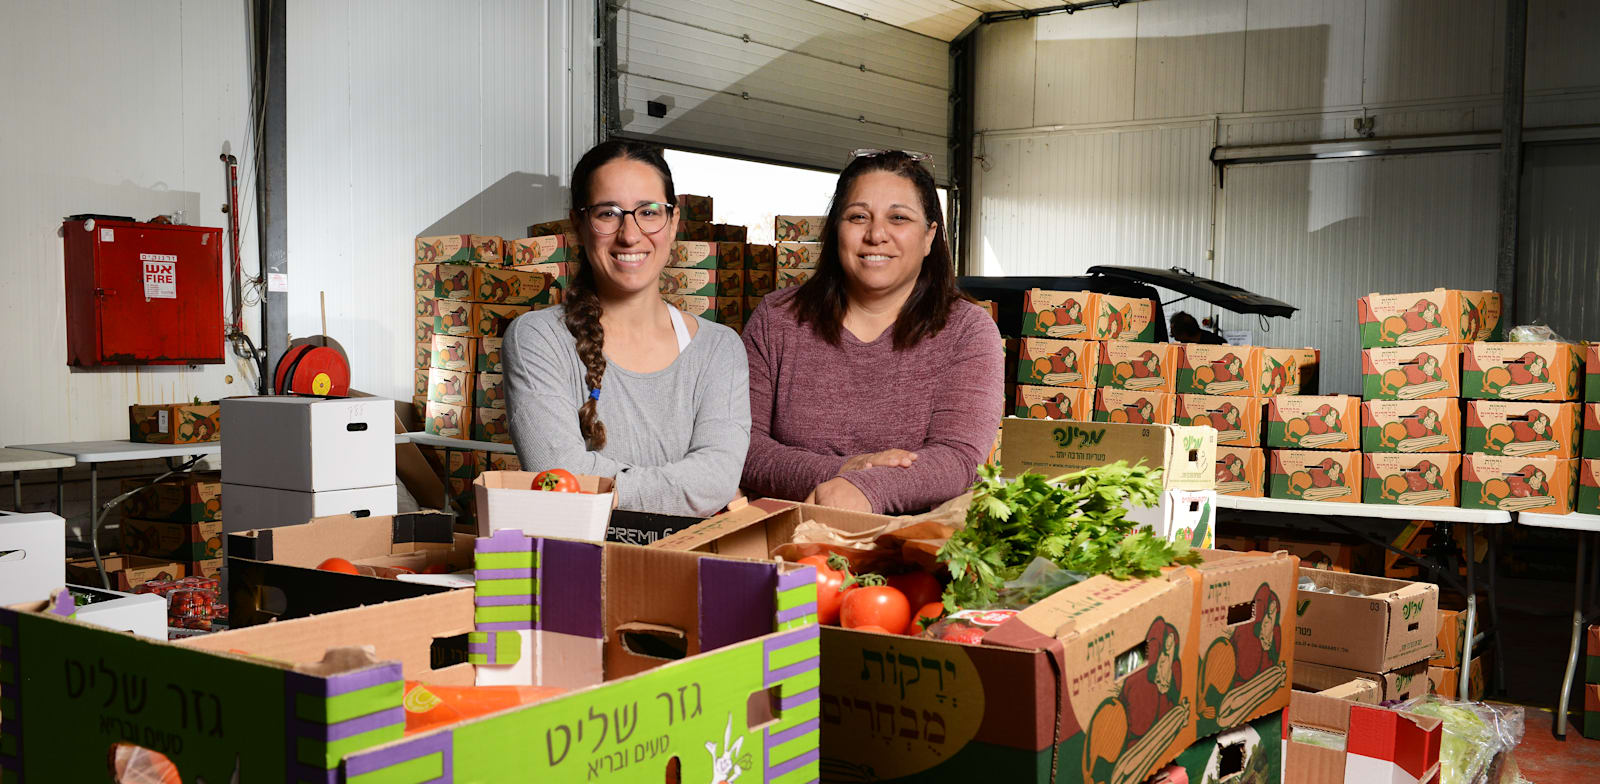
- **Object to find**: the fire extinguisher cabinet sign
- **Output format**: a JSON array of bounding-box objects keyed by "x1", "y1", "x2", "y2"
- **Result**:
[{"x1": 63, "y1": 219, "x2": 225, "y2": 366}]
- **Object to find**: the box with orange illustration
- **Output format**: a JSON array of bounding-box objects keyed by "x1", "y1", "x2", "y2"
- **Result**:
[
  {"x1": 715, "y1": 241, "x2": 745, "y2": 270},
  {"x1": 1096, "y1": 341, "x2": 1177, "y2": 393},
  {"x1": 776, "y1": 268, "x2": 814, "y2": 289},
  {"x1": 718, "y1": 296, "x2": 743, "y2": 325},
  {"x1": 658, "y1": 267, "x2": 722, "y2": 296},
  {"x1": 423, "y1": 401, "x2": 470, "y2": 439},
  {"x1": 1214, "y1": 446, "x2": 1266, "y2": 498},
  {"x1": 1020, "y1": 289, "x2": 1094, "y2": 339},
  {"x1": 1362, "y1": 345, "x2": 1461, "y2": 400},
  {"x1": 1015, "y1": 338, "x2": 1093, "y2": 388},
  {"x1": 412, "y1": 368, "x2": 428, "y2": 399},
  {"x1": 1587, "y1": 345, "x2": 1599, "y2": 402},
  {"x1": 1579, "y1": 460, "x2": 1599, "y2": 515},
  {"x1": 414, "y1": 317, "x2": 432, "y2": 343},
  {"x1": 1361, "y1": 453, "x2": 1461, "y2": 507},
  {"x1": 1461, "y1": 454, "x2": 1577, "y2": 513},
  {"x1": 675, "y1": 219, "x2": 714, "y2": 241},
  {"x1": 1358, "y1": 288, "x2": 1502, "y2": 348},
  {"x1": 129, "y1": 402, "x2": 221, "y2": 445},
  {"x1": 472, "y1": 266, "x2": 559, "y2": 306},
  {"x1": 413, "y1": 263, "x2": 437, "y2": 293},
  {"x1": 745, "y1": 243, "x2": 776, "y2": 271},
  {"x1": 1361, "y1": 399, "x2": 1462, "y2": 453},
  {"x1": 428, "y1": 299, "x2": 473, "y2": 337},
  {"x1": 745, "y1": 268, "x2": 775, "y2": 296},
  {"x1": 428, "y1": 334, "x2": 476, "y2": 372},
  {"x1": 1176, "y1": 395, "x2": 1263, "y2": 447},
  {"x1": 775, "y1": 242, "x2": 821, "y2": 269},
  {"x1": 714, "y1": 224, "x2": 747, "y2": 243},
  {"x1": 1014, "y1": 385, "x2": 1093, "y2": 421},
  {"x1": 422, "y1": 263, "x2": 475, "y2": 301},
  {"x1": 473, "y1": 303, "x2": 533, "y2": 339},
  {"x1": 477, "y1": 337, "x2": 503, "y2": 375},
  {"x1": 774, "y1": 215, "x2": 824, "y2": 242},
  {"x1": 1255, "y1": 347, "x2": 1318, "y2": 396},
  {"x1": 677, "y1": 194, "x2": 713, "y2": 221},
  {"x1": 425, "y1": 367, "x2": 473, "y2": 406},
  {"x1": 720, "y1": 268, "x2": 746, "y2": 298},
  {"x1": 121, "y1": 518, "x2": 224, "y2": 562},
  {"x1": 505, "y1": 261, "x2": 575, "y2": 295},
  {"x1": 666, "y1": 240, "x2": 718, "y2": 269},
  {"x1": 1266, "y1": 395, "x2": 1360, "y2": 450},
  {"x1": 505, "y1": 234, "x2": 577, "y2": 266},
  {"x1": 1464, "y1": 342, "x2": 1584, "y2": 401},
  {"x1": 1465, "y1": 401, "x2": 1581, "y2": 459},
  {"x1": 1175, "y1": 344, "x2": 1256, "y2": 396},
  {"x1": 1093, "y1": 388, "x2": 1173, "y2": 425},
  {"x1": 1090, "y1": 293, "x2": 1157, "y2": 342},
  {"x1": 414, "y1": 234, "x2": 501, "y2": 265},
  {"x1": 471, "y1": 407, "x2": 512, "y2": 444},
  {"x1": 1586, "y1": 404, "x2": 1600, "y2": 459},
  {"x1": 524, "y1": 218, "x2": 579, "y2": 248},
  {"x1": 474, "y1": 373, "x2": 506, "y2": 410},
  {"x1": 1269, "y1": 450, "x2": 1361, "y2": 503}
]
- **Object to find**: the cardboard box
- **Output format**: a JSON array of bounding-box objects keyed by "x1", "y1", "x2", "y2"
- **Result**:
[
  {"x1": 0, "y1": 512, "x2": 64, "y2": 605},
  {"x1": 525, "y1": 217, "x2": 576, "y2": 242},
  {"x1": 1175, "y1": 344, "x2": 1257, "y2": 396},
  {"x1": 472, "y1": 406, "x2": 511, "y2": 443},
  {"x1": 1295, "y1": 567, "x2": 1439, "y2": 671},
  {"x1": 1000, "y1": 418, "x2": 1217, "y2": 489},
  {"x1": 425, "y1": 262, "x2": 476, "y2": 301},
  {"x1": 1358, "y1": 288, "x2": 1502, "y2": 348},
  {"x1": 1432, "y1": 608, "x2": 1465, "y2": 668},
  {"x1": 745, "y1": 267, "x2": 774, "y2": 296},
  {"x1": 475, "y1": 471, "x2": 616, "y2": 540},
  {"x1": 775, "y1": 241, "x2": 821, "y2": 269},
  {"x1": 428, "y1": 297, "x2": 474, "y2": 336},
  {"x1": 1427, "y1": 658, "x2": 1485, "y2": 700},
  {"x1": 414, "y1": 233, "x2": 501, "y2": 265},
  {"x1": 658, "y1": 267, "x2": 722, "y2": 296},
  {"x1": 1269, "y1": 450, "x2": 1361, "y2": 503},
  {"x1": 504, "y1": 233, "x2": 576, "y2": 266},
  {"x1": 1013, "y1": 385, "x2": 1092, "y2": 420},
  {"x1": 66, "y1": 554, "x2": 185, "y2": 592},
  {"x1": 475, "y1": 372, "x2": 506, "y2": 409},
  {"x1": 414, "y1": 315, "x2": 432, "y2": 343},
  {"x1": 667, "y1": 240, "x2": 718, "y2": 269},
  {"x1": 1295, "y1": 660, "x2": 1430, "y2": 704},
  {"x1": 445, "y1": 449, "x2": 481, "y2": 480},
  {"x1": 220, "y1": 483, "x2": 398, "y2": 534},
  {"x1": 1587, "y1": 684, "x2": 1600, "y2": 741},
  {"x1": 1091, "y1": 293, "x2": 1157, "y2": 342},
  {"x1": 1588, "y1": 344, "x2": 1599, "y2": 402},
  {"x1": 1188, "y1": 550, "x2": 1298, "y2": 739},
  {"x1": 423, "y1": 400, "x2": 470, "y2": 439},
  {"x1": 413, "y1": 289, "x2": 434, "y2": 318},
  {"x1": 1463, "y1": 341, "x2": 1584, "y2": 401},
  {"x1": 1360, "y1": 453, "x2": 1461, "y2": 507},
  {"x1": 1266, "y1": 537, "x2": 1372, "y2": 573},
  {"x1": 478, "y1": 336, "x2": 504, "y2": 374},
  {"x1": 1215, "y1": 446, "x2": 1266, "y2": 497},
  {"x1": 429, "y1": 334, "x2": 477, "y2": 372},
  {"x1": 1175, "y1": 394, "x2": 1264, "y2": 447},
  {"x1": 1266, "y1": 395, "x2": 1360, "y2": 451},
  {"x1": 1154, "y1": 709, "x2": 1282, "y2": 784},
  {"x1": 678, "y1": 193, "x2": 713, "y2": 221},
  {"x1": 1255, "y1": 347, "x2": 1318, "y2": 396},
  {"x1": 426, "y1": 366, "x2": 473, "y2": 406},
  {"x1": 745, "y1": 295, "x2": 766, "y2": 319},
  {"x1": 1465, "y1": 400, "x2": 1581, "y2": 458},
  {"x1": 675, "y1": 218, "x2": 715, "y2": 241},
  {"x1": 1581, "y1": 459, "x2": 1600, "y2": 515},
  {"x1": 774, "y1": 214, "x2": 824, "y2": 241},
  {"x1": 129, "y1": 402, "x2": 221, "y2": 444},
  {"x1": 775, "y1": 268, "x2": 814, "y2": 289},
  {"x1": 1586, "y1": 403, "x2": 1600, "y2": 459},
  {"x1": 713, "y1": 224, "x2": 748, "y2": 243},
  {"x1": 221, "y1": 397, "x2": 396, "y2": 493},
  {"x1": 413, "y1": 262, "x2": 437, "y2": 292},
  {"x1": 1281, "y1": 687, "x2": 1443, "y2": 784},
  {"x1": 473, "y1": 303, "x2": 533, "y2": 339},
  {"x1": 1096, "y1": 341, "x2": 1177, "y2": 393},
  {"x1": 1016, "y1": 337, "x2": 1093, "y2": 387},
  {"x1": 719, "y1": 267, "x2": 746, "y2": 298},
  {"x1": 1216, "y1": 534, "x2": 1266, "y2": 553},
  {"x1": 663, "y1": 294, "x2": 725, "y2": 322},
  {"x1": 1021, "y1": 289, "x2": 1094, "y2": 338},
  {"x1": 715, "y1": 240, "x2": 745, "y2": 270},
  {"x1": 413, "y1": 343, "x2": 431, "y2": 372},
  {"x1": 1094, "y1": 388, "x2": 1174, "y2": 425},
  {"x1": 1361, "y1": 399, "x2": 1462, "y2": 453},
  {"x1": 746, "y1": 243, "x2": 776, "y2": 270},
  {"x1": 486, "y1": 453, "x2": 522, "y2": 472},
  {"x1": 1461, "y1": 453, "x2": 1578, "y2": 513},
  {"x1": 119, "y1": 471, "x2": 222, "y2": 523},
  {"x1": 1127, "y1": 490, "x2": 1219, "y2": 549},
  {"x1": 1588, "y1": 624, "x2": 1600, "y2": 683},
  {"x1": 1382, "y1": 520, "x2": 1478, "y2": 579},
  {"x1": 120, "y1": 517, "x2": 223, "y2": 561},
  {"x1": 472, "y1": 265, "x2": 559, "y2": 306},
  {"x1": 1362, "y1": 345, "x2": 1461, "y2": 400}
]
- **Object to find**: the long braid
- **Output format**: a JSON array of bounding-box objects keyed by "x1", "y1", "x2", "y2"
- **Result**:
[{"x1": 563, "y1": 258, "x2": 608, "y2": 449}]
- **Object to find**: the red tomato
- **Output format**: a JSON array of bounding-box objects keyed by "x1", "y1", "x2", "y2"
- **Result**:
[
  {"x1": 531, "y1": 469, "x2": 581, "y2": 493},
  {"x1": 887, "y1": 571, "x2": 942, "y2": 611},
  {"x1": 797, "y1": 555, "x2": 849, "y2": 625},
  {"x1": 422, "y1": 564, "x2": 452, "y2": 575},
  {"x1": 317, "y1": 557, "x2": 360, "y2": 575},
  {"x1": 852, "y1": 625, "x2": 895, "y2": 634},
  {"x1": 840, "y1": 585, "x2": 910, "y2": 634},
  {"x1": 910, "y1": 602, "x2": 945, "y2": 635}
]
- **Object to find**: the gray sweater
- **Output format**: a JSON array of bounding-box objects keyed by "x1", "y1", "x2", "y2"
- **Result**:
[{"x1": 502, "y1": 305, "x2": 750, "y2": 517}]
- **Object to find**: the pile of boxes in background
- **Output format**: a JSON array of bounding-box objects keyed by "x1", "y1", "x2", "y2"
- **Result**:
[
  {"x1": 80, "y1": 472, "x2": 224, "y2": 590},
  {"x1": 773, "y1": 214, "x2": 822, "y2": 293},
  {"x1": 1291, "y1": 568, "x2": 1440, "y2": 704},
  {"x1": 1585, "y1": 624, "x2": 1600, "y2": 739},
  {"x1": 660, "y1": 194, "x2": 758, "y2": 330}
]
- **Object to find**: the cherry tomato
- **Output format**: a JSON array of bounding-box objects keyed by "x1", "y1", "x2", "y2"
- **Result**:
[
  {"x1": 797, "y1": 555, "x2": 849, "y2": 625},
  {"x1": 910, "y1": 602, "x2": 945, "y2": 635},
  {"x1": 531, "y1": 469, "x2": 582, "y2": 492},
  {"x1": 887, "y1": 571, "x2": 942, "y2": 611},
  {"x1": 840, "y1": 584, "x2": 910, "y2": 634},
  {"x1": 317, "y1": 557, "x2": 360, "y2": 575}
]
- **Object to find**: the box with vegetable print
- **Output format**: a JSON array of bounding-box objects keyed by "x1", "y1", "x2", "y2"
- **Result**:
[
  {"x1": 1014, "y1": 385, "x2": 1092, "y2": 421},
  {"x1": 506, "y1": 234, "x2": 576, "y2": 266},
  {"x1": 1175, "y1": 394, "x2": 1263, "y2": 447},
  {"x1": 1361, "y1": 399, "x2": 1462, "y2": 453},
  {"x1": 1090, "y1": 293, "x2": 1157, "y2": 342},
  {"x1": 473, "y1": 407, "x2": 511, "y2": 444},
  {"x1": 414, "y1": 233, "x2": 501, "y2": 265},
  {"x1": 428, "y1": 334, "x2": 476, "y2": 372},
  {"x1": 1579, "y1": 460, "x2": 1599, "y2": 514},
  {"x1": 1361, "y1": 453, "x2": 1461, "y2": 507},
  {"x1": 1021, "y1": 288, "x2": 1094, "y2": 338},
  {"x1": 667, "y1": 240, "x2": 718, "y2": 269},
  {"x1": 425, "y1": 367, "x2": 473, "y2": 406},
  {"x1": 1461, "y1": 454, "x2": 1577, "y2": 513},
  {"x1": 775, "y1": 242, "x2": 821, "y2": 269},
  {"x1": 774, "y1": 215, "x2": 824, "y2": 242},
  {"x1": 1266, "y1": 395, "x2": 1360, "y2": 451},
  {"x1": 475, "y1": 373, "x2": 506, "y2": 410},
  {"x1": 129, "y1": 402, "x2": 220, "y2": 444},
  {"x1": 477, "y1": 336, "x2": 504, "y2": 374},
  {"x1": 1362, "y1": 345, "x2": 1461, "y2": 400},
  {"x1": 1017, "y1": 337, "x2": 1094, "y2": 388},
  {"x1": 1096, "y1": 341, "x2": 1177, "y2": 393},
  {"x1": 1214, "y1": 447, "x2": 1266, "y2": 498},
  {"x1": 1357, "y1": 288, "x2": 1501, "y2": 348},
  {"x1": 1463, "y1": 341, "x2": 1583, "y2": 401},
  {"x1": 1175, "y1": 344, "x2": 1255, "y2": 396},
  {"x1": 1269, "y1": 450, "x2": 1360, "y2": 503},
  {"x1": 1094, "y1": 388, "x2": 1174, "y2": 425},
  {"x1": 1465, "y1": 400, "x2": 1581, "y2": 459}
]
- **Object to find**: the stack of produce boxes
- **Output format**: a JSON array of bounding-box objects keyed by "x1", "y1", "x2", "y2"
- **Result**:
[
  {"x1": 773, "y1": 214, "x2": 823, "y2": 293},
  {"x1": 114, "y1": 472, "x2": 224, "y2": 582},
  {"x1": 745, "y1": 241, "x2": 777, "y2": 322},
  {"x1": 1266, "y1": 388, "x2": 1360, "y2": 503},
  {"x1": 1426, "y1": 602, "x2": 1485, "y2": 700},
  {"x1": 1460, "y1": 335, "x2": 1582, "y2": 515},
  {"x1": 1582, "y1": 344, "x2": 1600, "y2": 515},
  {"x1": 1178, "y1": 345, "x2": 1317, "y2": 500},
  {"x1": 661, "y1": 194, "x2": 744, "y2": 328},
  {"x1": 1292, "y1": 567, "x2": 1440, "y2": 704},
  {"x1": 1586, "y1": 624, "x2": 1600, "y2": 739},
  {"x1": 1012, "y1": 288, "x2": 1160, "y2": 424}
]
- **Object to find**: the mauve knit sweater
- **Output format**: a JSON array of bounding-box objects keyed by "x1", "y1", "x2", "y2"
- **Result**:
[{"x1": 741, "y1": 288, "x2": 1005, "y2": 514}]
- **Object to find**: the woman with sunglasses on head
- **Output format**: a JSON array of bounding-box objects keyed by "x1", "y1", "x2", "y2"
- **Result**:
[
  {"x1": 503, "y1": 140, "x2": 750, "y2": 517},
  {"x1": 741, "y1": 150, "x2": 1003, "y2": 514}
]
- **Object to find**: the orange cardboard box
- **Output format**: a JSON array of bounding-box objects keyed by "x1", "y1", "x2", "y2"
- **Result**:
[
  {"x1": 1015, "y1": 337, "x2": 1094, "y2": 388},
  {"x1": 1020, "y1": 289, "x2": 1094, "y2": 339},
  {"x1": 1214, "y1": 446, "x2": 1266, "y2": 497},
  {"x1": 1093, "y1": 388, "x2": 1173, "y2": 425},
  {"x1": 129, "y1": 402, "x2": 221, "y2": 444},
  {"x1": 1256, "y1": 347, "x2": 1318, "y2": 396},
  {"x1": 428, "y1": 334, "x2": 477, "y2": 372},
  {"x1": 1463, "y1": 341, "x2": 1584, "y2": 401},
  {"x1": 1265, "y1": 537, "x2": 1363, "y2": 572},
  {"x1": 1362, "y1": 345, "x2": 1461, "y2": 400},
  {"x1": 1357, "y1": 288, "x2": 1503, "y2": 348},
  {"x1": 1096, "y1": 341, "x2": 1177, "y2": 393},
  {"x1": 413, "y1": 342, "x2": 430, "y2": 370},
  {"x1": 1361, "y1": 399, "x2": 1462, "y2": 453},
  {"x1": 1266, "y1": 395, "x2": 1360, "y2": 450},
  {"x1": 425, "y1": 367, "x2": 473, "y2": 406},
  {"x1": 414, "y1": 316, "x2": 432, "y2": 343},
  {"x1": 1579, "y1": 459, "x2": 1599, "y2": 515},
  {"x1": 1361, "y1": 453, "x2": 1462, "y2": 507},
  {"x1": 1189, "y1": 550, "x2": 1297, "y2": 740},
  {"x1": 773, "y1": 242, "x2": 820, "y2": 269},
  {"x1": 1465, "y1": 401, "x2": 1582, "y2": 459},
  {"x1": 1587, "y1": 344, "x2": 1599, "y2": 402},
  {"x1": 1586, "y1": 403, "x2": 1600, "y2": 460},
  {"x1": 775, "y1": 268, "x2": 814, "y2": 289},
  {"x1": 414, "y1": 234, "x2": 501, "y2": 265},
  {"x1": 1175, "y1": 344, "x2": 1257, "y2": 396},
  {"x1": 424, "y1": 263, "x2": 474, "y2": 301},
  {"x1": 412, "y1": 367, "x2": 428, "y2": 398},
  {"x1": 504, "y1": 234, "x2": 576, "y2": 266},
  {"x1": 423, "y1": 401, "x2": 470, "y2": 439},
  {"x1": 1090, "y1": 293, "x2": 1157, "y2": 342},
  {"x1": 1461, "y1": 453, "x2": 1578, "y2": 513},
  {"x1": 1175, "y1": 394, "x2": 1263, "y2": 447},
  {"x1": 1013, "y1": 385, "x2": 1093, "y2": 421},
  {"x1": 1429, "y1": 659, "x2": 1485, "y2": 701},
  {"x1": 745, "y1": 243, "x2": 776, "y2": 271},
  {"x1": 1269, "y1": 450, "x2": 1361, "y2": 503}
]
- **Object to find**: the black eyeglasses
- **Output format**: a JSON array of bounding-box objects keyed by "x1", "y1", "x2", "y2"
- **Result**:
[{"x1": 577, "y1": 202, "x2": 675, "y2": 236}]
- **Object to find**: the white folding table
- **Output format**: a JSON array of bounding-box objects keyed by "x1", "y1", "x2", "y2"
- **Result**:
[
  {"x1": 398, "y1": 432, "x2": 515, "y2": 522},
  {"x1": 0, "y1": 447, "x2": 76, "y2": 512},
  {"x1": 1518, "y1": 511, "x2": 1600, "y2": 738}
]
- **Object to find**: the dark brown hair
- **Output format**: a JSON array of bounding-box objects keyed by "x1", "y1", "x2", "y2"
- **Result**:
[
  {"x1": 564, "y1": 139, "x2": 677, "y2": 450},
  {"x1": 789, "y1": 152, "x2": 966, "y2": 350}
]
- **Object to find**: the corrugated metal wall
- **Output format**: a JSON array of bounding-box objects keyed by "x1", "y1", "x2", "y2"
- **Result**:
[
  {"x1": 1518, "y1": 142, "x2": 1600, "y2": 342},
  {"x1": 0, "y1": 1, "x2": 261, "y2": 445},
  {"x1": 288, "y1": 0, "x2": 594, "y2": 403}
]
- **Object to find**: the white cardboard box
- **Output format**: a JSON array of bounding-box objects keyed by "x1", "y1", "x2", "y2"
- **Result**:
[
  {"x1": 474, "y1": 471, "x2": 616, "y2": 541},
  {"x1": 221, "y1": 483, "x2": 398, "y2": 534},
  {"x1": 0, "y1": 512, "x2": 65, "y2": 605},
  {"x1": 1127, "y1": 488, "x2": 1217, "y2": 549},
  {"x1": 65, "y1": 586, "x2": 167, "y2": 640},
  {"x1": 221, "y1": 396, "x2": 396, "y2": 492}
]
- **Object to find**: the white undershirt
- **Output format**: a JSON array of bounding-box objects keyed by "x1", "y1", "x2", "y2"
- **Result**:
[{"x1": 666, "y1": 304, "x2": 692, "y2": 352}]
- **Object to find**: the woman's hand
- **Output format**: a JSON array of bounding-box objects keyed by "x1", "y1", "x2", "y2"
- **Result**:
[
  {"x1": 839, "y1": 449, "x2": 918, "y2": 473},
  {"x1": 803, "y1": 477, "x2": 873, "y2": 512}
]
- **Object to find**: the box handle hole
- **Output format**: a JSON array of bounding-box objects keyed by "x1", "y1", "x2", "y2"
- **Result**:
[
  {"x1": 346, "y1": 422, "x2": 368, "y2": 432},
  {"x1": 619, "y1": 623, "x2": 688, "y2": 661},
  {"x1": 747, "y1": 685, "x2": 782, "y2": 731}
]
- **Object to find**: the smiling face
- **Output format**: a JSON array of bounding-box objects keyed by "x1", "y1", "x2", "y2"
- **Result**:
[
  {"x1": 835, "y1": 170, "x2": 937, "y2": 301},
  {"x1": 573, "y1": 158, "x2": 679, "y2": 298}
]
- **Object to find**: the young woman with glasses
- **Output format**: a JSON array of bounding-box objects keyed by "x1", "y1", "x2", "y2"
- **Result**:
[
  {"x1": 741, "y1": 151, "x2": 1003, "y2": 514},
  {"x1": 502, "y1": 140, "x2": 750, "y2": 516}
]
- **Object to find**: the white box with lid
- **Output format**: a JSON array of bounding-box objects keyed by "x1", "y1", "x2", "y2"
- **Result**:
[{"x1": 221, "y1": 397, "x2": 395, "y2": 492}]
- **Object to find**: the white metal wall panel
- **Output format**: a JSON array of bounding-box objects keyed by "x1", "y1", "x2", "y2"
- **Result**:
[
  {"x1": 1362, "y1": 0, "x2": 1496, "y2": 105},
  {"x1": 1033, "y1": 7, "x2": 1138, "y2": 126},
  {"x1": 1116, "y1": 125, "x2": 1214, "y2": 274},
  {"x1": 975, "y1": 17, "x2": 1037, "y2": 132},
  {"x1": 1242, "y1": 0, "x2": 1366, "y2": 112},
  {"x1": 1527, "y1": 0, "x2": 1600, "y2": 92},
  {"x1": 805, "y1": 0, "x2": 980, "y2": 42},
  {"x1": 617, "y1": 0, "x2": 950, "y2": 181},
  {"x1": 1518, "y1": 142, "x2": 1600, "y2": 341},
  {"x1": 1216, "y1": 152, "x2": 1499, "y2": 395},
  {"x1": 1133, "y1": 0, "x2": 1247, "y2": 120},
  {"x1": 289, "y1": 0, "x2": 593, "y2": 403},
  {"x1": 0, "y1": 0, "x2": 262, "y2": 445}
]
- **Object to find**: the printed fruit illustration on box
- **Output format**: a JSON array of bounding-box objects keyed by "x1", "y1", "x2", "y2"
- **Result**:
[
  {"x1": 1482, "y1": 352, "x2": 1554, "y2": 398},
  {"x1": 1279, "y1": 456, "x2": 1351, "y2": 501},
  {"x1": 1257, "y1": 355, "x2": 1300, "y2": 397},
  {"x1": 435, "y1": 265, "x2": 472, "y2": 298},
  {"x1": 430, "y1": 374, "x2": 468, "y2": 405},
  {"x1": 1376, "y1": 298, "x2": 1447, "y2": 346},
  {"x1": 131, "y1": 405, "x2": 220, "y2": 444},
  {"x1": 1466, "y1": 461, "x2": 1563, "y2": 512},
  {"x1": 775, "y1": 243, "x2": 818, "y2": 269},
  {"x1": 1097, "y1": 392, "x2": 1165, "y2": 425},
  {"x1": 426, "y1": 405, "x2": 465, "y2": 438},
  {"x1": 1177, "y1": 396, "x2": 1256, "y2": 445},
  {"x1": 1017, "y1": 388, "x2": 1080, "y2": 420},
  {"x1": 1465, "y1": 343, "x2": 1582, "y2": 401},
  {"x1": 658, "y1": 268, "x2": 708, "y2": 295},
  {"x1": 1580, "y1": 461, "x2": 1598, "y2": 514},
  {"x1": 1458, "y1": 296, "x2": 1497, "y2": 342},
  {"x1": 1371, "y1": 404, "x2": 1450, "y2": 452},
  {"x1": 777, "y1": 269, "x2": 814, "y2": 289},
  {"x1": 433, "y1": 341, "x2": 470, "y2": 370},
  {"x1": 1181, "y1": 349, "x2": 1250, "y2": 395},
  {"x1": 1081, "y1": 617, "x2": 1191, "y2": 784},
  {"x1": 414, "y1": 265, "x2": 434, "y2": 291},
  {"x1": 1368, "y1": 350, "x2": 1452, "y2": 400},
  {"x1": 1214, "y1": 449, "x2": 1262, "y2": 496},
  {"x1": 1270, "y1": 402, "x2": 1350, "y2": 449},
  {"x1": 1023, "y1": 289, "x2": 1093, "y2": 338},
  {"x1": 474, "y1": 306, "x2": 524, "y2": 337},
  {"x1": 479, "y1": 338, "x2": 503, "y2": 374},
  {"x1": 1467, "y1": 403, "x2": 1577, "y2": 458},
  {"x1": 1100, "y1": 344, "x2": 1170, "y2": 391},
  {"x1": 775, "y1": 216, "x2": 820, "y2": 242},
  {"x1": 1367, "y1": 458, "x2": 1454, "y2": 506},
  {"x1": 1021, "y1": 339, "x2": 1086, "y2": 386},
  {"x1": 435, "y1": 301, "x2": 470, "y2": 329},
  {"x1": 1198, "y1": 583, "x2": 1286, "y2": 732},
  {"x1": 1093, "y1": 295, "x2": 1155, "y2": 341}
]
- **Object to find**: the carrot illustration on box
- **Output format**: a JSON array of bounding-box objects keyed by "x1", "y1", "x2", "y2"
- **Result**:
[
  {"x1": 1484, "y1": 409, "x2": 1556, "y2": 456},
  {"x1": 1099, "y1": 301, "x2": 1131, "y2": 340},
  {"x1": 1199, "y1": 584, "x2": 1287, "y2": 730},
  {"x1": 1109, "y1": 397, "x2": 1157, "y2": 425},
  {"x1": 1185, "y1": 401, "x2": 1245, "y2": 443},
  {"x1": 1376, "y1": 460, "x2": 1450, "y2": 505},
  {"x1": 1484, "y1": 352, "x2": 1554, "y2": 399},
  {"x1": 1111, "y1": 350, "x2": 1167, "y2": 391},
  {"x1": 1258, "y1": 357, "x2": 1297, "y2": 396},
  {"x1": 1084, "y1": 618, "x2": 1191, "y2": 784},
  {"x1": 1193, "y1": 353, "x2": 1247, "y2": 394},
  {"x1": 1480, "y1": 464, "x2": 1552, "y2": 511},
  {"x1": 1285, "y1": 457, "x2": 1349, "y2": 501},
  {"x1": 1031, "y1": 344, "x2": 1082, "y2": 385},
  {"x1": 1377, "y1": 351, "x2": 1447, "y2": 399},
  {"x1": 777, "y1": 244, "x2": 812, "y2": 267},
  {"x1": 1280, "y1": 404, "x2": 1346, "y2": 448},
  {"x1": 1036, "y1": 297, "x2": 1087, "y2": 337},
  {"x1": 1376, "y1": 405, "x2": 1448, "y2": 451},
  {"x1": 1378, "y1": 298, "x2": 1446, "y2": 346},
  {"x1": 775, "y1": 217, "x2": 813, "y2": 241},
  {"x1": 1027, "y1": 391, "x2": 1076, "y2": 420}
]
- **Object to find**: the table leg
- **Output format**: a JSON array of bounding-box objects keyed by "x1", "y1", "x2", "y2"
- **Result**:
[
  {"x1": 11, "y1": 472, "x2": 20, "y2": 512},
  {"x1": 1462, "y1": 534, "x2": 1477, "y2": 702},
  {"x1": 1484, "y1": 527, "x2": 1506, "y2": 697},
  {"x1": 55, "y1": 468, "x2": 64, "y2": 515},
  {"x1": 1556, "y1": 533, "x2": 1588, "y2": 739},
  {"x1": 443, "y1": 448, "x2": 458, "y2": 526}
]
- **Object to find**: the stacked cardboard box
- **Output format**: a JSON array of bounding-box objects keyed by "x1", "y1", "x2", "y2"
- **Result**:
[
  {"x1": 1461, "y1": 340, "x2": 1582, "y2": 513},
  {"x1": 1580, "y1": 353, "x2": 1599, "y2": 513},
  {"x1": 1292, "y1": 568, "x2": 1439, "y2": 703},
  {"x1": 1267, "y1": 395, "x2": 1362, "y2": 503},
  {"x1": 1014, "y1": 289, "x2": 1160, "y2": 423},
  {"x1": 745, "y1": 242, "x2": 777, "y2": 320},
  {"x1": 771, "y1": 215, "x2": 823, "y2": 294},
  {"x1": 655, "y1": 196, "x2": 752, "y2": 329},
  {"x1": 116, "y1": 472, "x2": 224, "y2": 579},
  {"x1": 1426, "y1": 604, "x2": 1486, "y2": 700},
  {"x1": 1585, "y1": 625, "x2": 1600, "y2": 739}
]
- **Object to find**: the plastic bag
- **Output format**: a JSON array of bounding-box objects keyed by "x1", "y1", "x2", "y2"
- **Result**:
[
  {"x1": 1507, "y1": 324, "x2": 1569, "y2": 343},
  {"x1": 994, "y1": 557, "x2": 1087, "y2": 609},
  {"x1": 920, "y1": 609, "x2": 1019, "y2": 644},
  {"x1": 1288, "y1": 725, "x2": 1347, "y2": 751},
  {"x1": 1393, "y1": 696, "x2": 1523, "y2": 784}
]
